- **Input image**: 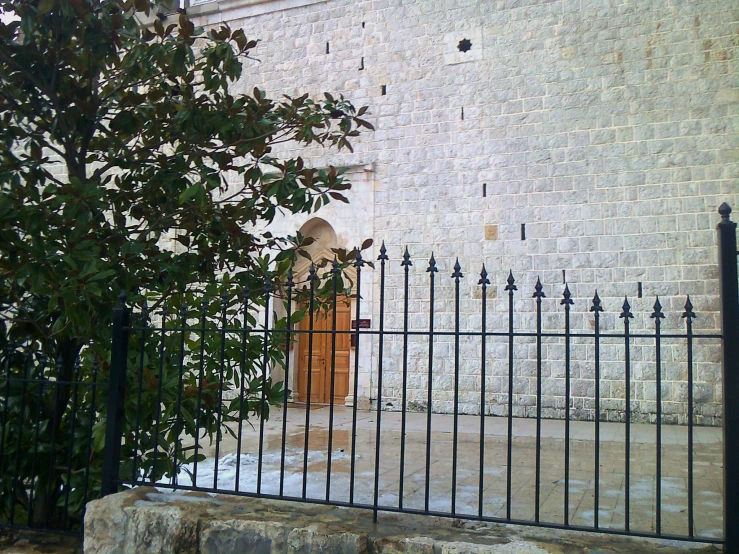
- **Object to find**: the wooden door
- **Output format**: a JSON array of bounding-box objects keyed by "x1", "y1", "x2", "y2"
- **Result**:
[{"x1": 297, "y1": 299, "x2": 351, "y2": 404}]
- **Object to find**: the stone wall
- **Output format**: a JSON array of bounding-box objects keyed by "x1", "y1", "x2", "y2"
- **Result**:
[
  {"x1": 187, "y1": 0, "x2": 739, "y2": 425},
  {"x1": 84, "y1": 488, "x2": 706, "y2": 553}
]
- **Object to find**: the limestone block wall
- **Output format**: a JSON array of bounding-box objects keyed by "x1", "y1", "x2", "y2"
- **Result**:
[{"x1": 189, "y1": 0, "x2": 739, "y2": 425}]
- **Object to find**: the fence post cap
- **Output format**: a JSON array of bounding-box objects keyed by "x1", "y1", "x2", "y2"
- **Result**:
[{"x1": 719, "y1": 202, "x2": 732, "y2": 219}]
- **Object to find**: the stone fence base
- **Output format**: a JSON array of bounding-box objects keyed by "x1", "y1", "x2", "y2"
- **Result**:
[{"x1": 83, "y1": 488, "x2": 718, "y2": 553}]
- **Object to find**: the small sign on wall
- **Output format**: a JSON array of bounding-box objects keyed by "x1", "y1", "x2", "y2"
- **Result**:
[{"x1": 350, "y1": 319, "x2": 371, "y2": 347}]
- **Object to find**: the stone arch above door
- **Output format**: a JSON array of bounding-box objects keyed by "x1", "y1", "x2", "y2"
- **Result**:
[{"x1": 293, "y1": 217, "x2": 357, "y2": 287}]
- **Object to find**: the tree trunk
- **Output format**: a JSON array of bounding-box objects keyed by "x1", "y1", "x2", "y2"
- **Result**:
[{"x1": 31, "y1": 338, "x2": 81, "y2": 528}]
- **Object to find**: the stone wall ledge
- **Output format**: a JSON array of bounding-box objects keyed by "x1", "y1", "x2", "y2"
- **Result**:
[{"x1": 83, "y1": 488, "x2": 719, "y2": 553}]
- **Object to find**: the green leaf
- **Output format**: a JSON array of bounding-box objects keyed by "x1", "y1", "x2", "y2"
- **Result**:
[
  {"x1": 328, "y1": 192, "x2": 349, "y2": 203},
  {"x1": 179, "y1": 184, "x2": 201, "y2": 204},
  {"x1": 37, "y1": 0, "x2": 55, "y2": 15}
]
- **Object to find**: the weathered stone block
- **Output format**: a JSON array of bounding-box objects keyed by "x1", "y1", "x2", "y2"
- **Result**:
[
  {"x1": 200, "y1": 520, "x2": 289, "y2": 554},
  {"x1": 287, "y1": 527, "x2": 368, "y2": 553},
  {"x1": 84, "y1": 488, "x2": 198, "y2": 554}
]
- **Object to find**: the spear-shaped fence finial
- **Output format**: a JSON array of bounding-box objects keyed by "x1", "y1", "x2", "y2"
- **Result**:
[
  {"x1": 427, "y1": 252, "x2": 438, "y2": 273},
  {"x1": 561, "y1": 283, "x2": 574, "y2": 306},
  {"x1": 354, "y1": 250, "x2": 365, "y2": 268},
  {"x1": 620, "y1": 297, "x2": 634, "y2": 319},
  {"x1": 401, "y1": 246, "x2": 412, "y2": 267},
  {"x1": 533, "y1": 276, "x2": 545, "y2": 299},
  {"x1": 590, "y1": 290, "x2": 603, "y2": 313},
  {"x1": 378, "y1": 241, "x2": 389, "y2": 261},
  {"x1": 505, "y1": 270, "x2": 517, "y2": 292},
  {"x1": 682, "y1": 295, "x2": 697, "y2": 320},
  {"x1": 452, "y1": 258, "x2": 463, "y2": 279},
  {"x1": 478, "y1": 264, "x2": 490, "y2": 286},
  {"x1": 651, "y1": 296, "x2": 665, "y2": 320}
]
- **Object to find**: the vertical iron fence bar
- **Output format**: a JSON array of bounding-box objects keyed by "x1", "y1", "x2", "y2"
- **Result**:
[
  {"x1": 81, "y1": 361, "x2": 99, "y2": 507},
  {"x1": 424, "y1": 253, "x2": 438, "y2": 513},
  {"x1": 373, "y1": 243, "x2": 388, "y2": 522},
  {"x1": 25, "y1": 351, "x2": 43, "y2": 518},
  {"x1": 132, "y1": 301, "x2": 148, "y2": 483},
  {"x1": 257, "y1": 281, "x2": 272, "y2": 495},
  {"x1": 10, "y1": 348, "x2": 31, "y2": 524},
  {"x1": 192, "y1": 295, "x2": 208, "y2": 489},
  {"x1": 172, "y1": 302, "x2": 187, "y2": 487},
  {"x1": 478, "y1": 265, "x2": 490, "y2": 518},
  {"x1": 620, "y1": 297, "x2": 634, "y2": 532},
  {"x1": 101, "y1": 293, "x2": 131, "y2": 497},
  {"x1": 44, "y1": 383, "x2": 60, "y2": 529},
  {"x1": 44, "y1": 374, "x2": 62, "y2": 527},
  {"x1": 280, "y1": 273, "x2": 294, "y2": 497},
  {"x1": 451, "y1": 259, "x2": 463, "y2": 514},
  {"x1": 505, "y1": 271, "x2": 517, "y2": 521},
  {"x1": 717, "y1": 202, "x2": 739, "y2": 551},
  {"x1": 235, "y1": 285, "x2": 250, "y2": 493},
  {"x1": 0, "y1": 343, "x2": 14, "y2": 473},
  {"x1": 152, "y1": 306, "x2": 168, "y2": 485},
  {"x1": 326, "y1": 260, "x2": 340, "y2": 501},
  {"x1": 562, "y1": 284, "x2": 573, "y2": 526},
  {"x1": 350, "y1": 254, "x2": 364, "y2": 504},
  {"x1": 214, "y1": 290, "x2": 229, "y2": 490},
  {"x1": 62, "y1": 358, "x2": 82, "y2": 529},
  {"x1": 28, "y1": 375, "x2": 45, "y2": 527},
  {"x1": 399, "y1": 247, "x2": 411, "y2": 509},
  {"x1": 590, "y1": 292, "x2": 603, "y2": 529},
  {"x1": 533, "y1": 278, "x2": 545, "y2": 523},
  {"x1": 303, "y1": 264, "x2": 318, "y2": 499},
  {"x1": 651, "y1": 297, "x2": 665, "y2": 534},
  {"x1": 682, "y1": 296, "x2": 696, "y2": 538}
]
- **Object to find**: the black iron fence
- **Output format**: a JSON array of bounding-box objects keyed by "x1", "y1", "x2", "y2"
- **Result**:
[
  {"x1": 1, "y1": 204, "x2": 737, "y2": 549},
  {"x1": 0, "y1": 346, "x2": 105, "y2": 535}
]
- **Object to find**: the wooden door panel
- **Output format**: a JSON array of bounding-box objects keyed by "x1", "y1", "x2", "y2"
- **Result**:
[
  {"x1": 298, "y1": 355, "x2": 324, "y2": 403},
  {"x1": 325, "y1": 352, "x2": 351, "y2": 403},
  {"x1": 297, "y1": 309, "x2": 327, "y2": 403},
  {"x1": 297, "y1": 312, "x2": 325, "y2": 403},
  {"x1": 333, "y1": 303, "x2": 351, "y2": 402},
  {"x1": 297, "y1": 297, "x2": 351, "y2": 404}
]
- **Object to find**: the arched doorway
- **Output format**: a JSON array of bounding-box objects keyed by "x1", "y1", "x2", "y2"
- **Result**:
[{"x1": 293, "y1": 218, "x2": 352, "y2": 405}]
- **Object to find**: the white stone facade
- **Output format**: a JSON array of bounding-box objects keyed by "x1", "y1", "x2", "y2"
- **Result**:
[{"x1": 187, "y1": 0, "x2": 738, "y2": 425}]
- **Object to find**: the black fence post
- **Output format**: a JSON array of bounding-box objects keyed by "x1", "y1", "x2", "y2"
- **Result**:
[
  {"x1": 101, "y1": 292, "x2": 131, "y2": 497},
  {"x1": 718, "y1": 203, "x2": 739, "y2": 552}
]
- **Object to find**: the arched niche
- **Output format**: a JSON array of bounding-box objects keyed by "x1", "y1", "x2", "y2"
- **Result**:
[{"x1": 293, "y1": 217, "x2": 357, "y2": 287}]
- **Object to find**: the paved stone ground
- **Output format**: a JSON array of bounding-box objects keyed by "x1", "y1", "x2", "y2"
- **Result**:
[
  {"x1": 180, "y1": 404, "x2": 723, "y2": 544},
  {"x1": 0, "y1": 529, "x2": 81, "y2": 554}
]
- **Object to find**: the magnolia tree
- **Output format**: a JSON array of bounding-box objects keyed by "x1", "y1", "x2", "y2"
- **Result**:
[{"x1": 0, "y1": 0, "x2": 372, "y2": 527}]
